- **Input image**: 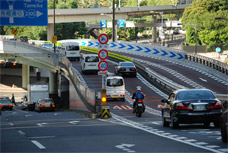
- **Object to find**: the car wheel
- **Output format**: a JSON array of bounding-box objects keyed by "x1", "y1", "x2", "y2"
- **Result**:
[
  {"x1": 162, "y1": 112, "x2": 169, "y2": 127},
  {"x1": 214, "y1": 120, "x2": 220, "y2": 128},
  {"x1": 170, "y1": 113, "x2": 179, "y2": 129}
]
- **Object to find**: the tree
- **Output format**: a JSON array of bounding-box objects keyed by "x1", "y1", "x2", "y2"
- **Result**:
[{"x1": 182, "y1": 0, "x2": 228, "y2": 51}]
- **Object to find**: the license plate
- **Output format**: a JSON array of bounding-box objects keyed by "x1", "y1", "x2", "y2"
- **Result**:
[
  {"x1": 193, "y1": 105, "x2": 206, "y2": 111},
  {"x1": 112, "y1": 95, "x2": 118, "y2": 98},
  {"x1": 45, "y1": 104, "x2": 50, "y2": 107},
  {"x1": 138, "y1": 103, "x2": 143, "y2": 106},
  {"x1": 126, "y1": 69, "x2": 130, "y2": 72}
]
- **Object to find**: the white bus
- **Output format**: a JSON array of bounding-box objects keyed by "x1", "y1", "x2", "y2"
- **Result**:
[{"x1": 60, "y1": 42, "x2": 81, "y2": 61}]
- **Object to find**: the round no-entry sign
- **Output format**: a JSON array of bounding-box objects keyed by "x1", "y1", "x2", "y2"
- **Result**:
[
  {"x1": 98, "y1": 61, "x2": 108, "y2": 71},
  {"x1": 98, "y1": 33, "x2": 109, "y2": 45},
  {"x1": 98, "y1": 49, "x2": 108, "y2": 60}
]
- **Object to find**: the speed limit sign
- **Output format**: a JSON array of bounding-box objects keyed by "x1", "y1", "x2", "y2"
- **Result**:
[
  {"x1": 98, "y1": 49, "x2": 108, "y2": 60},
  {"x1": 98, "y1": 61, "x2": 108, "y2": 71},
  {"x1": 98, "y1": 33, "x2": 109, "y2": 45}
]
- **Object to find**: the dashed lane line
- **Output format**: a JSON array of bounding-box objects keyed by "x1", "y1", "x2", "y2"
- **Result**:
[{"x1": 31, "y1": 140, "x2": 46, "y2": 149}]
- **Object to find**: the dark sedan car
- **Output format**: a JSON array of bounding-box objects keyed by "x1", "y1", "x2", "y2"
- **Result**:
[
  {"x1": 0, "y1": 99, "x2": 13, "y2": 110},
  {"x1": 115, "y1": 62, "x2": 137, "y2": 77},
  {"x1": 161, "y1": 89, "x2": 222, "y2": 129},
  {"x1": 221, "y1": 101, "x2": 228, "y2": 142}
]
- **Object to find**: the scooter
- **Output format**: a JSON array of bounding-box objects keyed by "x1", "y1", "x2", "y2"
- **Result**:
[{"x1": 135, "y1": 99, "x2": 145, "y2": 117}]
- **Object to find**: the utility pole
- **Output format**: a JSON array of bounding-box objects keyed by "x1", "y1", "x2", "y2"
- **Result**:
[
  {"x1": 112, "y1": 0, "x2": 116, "y2": 42},
  {"x1": 54, "y1": 0, "x2": 56, "y2": 53}
]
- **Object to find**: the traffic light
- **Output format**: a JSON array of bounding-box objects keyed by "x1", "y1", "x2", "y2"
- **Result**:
[{"x1": 101, "y1": 88, "x2": 107, "y2": 105}]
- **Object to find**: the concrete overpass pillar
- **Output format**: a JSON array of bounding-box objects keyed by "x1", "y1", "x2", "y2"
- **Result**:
[
  {"x1": 47, "y1": 23, "x2": 54, "y2": 41},
  {"x1": 22, "y1": 64, "x2": 30, "y2": 89},
  {"x1": 49, "y1": 72, "x2": 57, "y2": 94},
  {"x1": 49, "y1": 71, "x2": 59, "y2": 105},
  {"x1": 152, "y1": 15, "x2": 157, "y2": 43}
]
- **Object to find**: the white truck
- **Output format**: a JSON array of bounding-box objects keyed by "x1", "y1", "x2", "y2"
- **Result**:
[{"x1": 27, "y1": 84, "x2": 49, "y2": 111}]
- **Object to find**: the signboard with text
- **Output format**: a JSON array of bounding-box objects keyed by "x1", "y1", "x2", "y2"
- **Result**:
[{"x1": 0, "y1": 0, "x2": 48, "y2": 26}]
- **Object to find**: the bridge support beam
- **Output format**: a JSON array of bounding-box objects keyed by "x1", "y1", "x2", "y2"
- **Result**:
[
  {"x1": 47, "y1": 23, "x2": 54, "y2": 41},
  {"x1": 22, "y1": 64, "x2": 30, "y2": 89},
  {"x1": 152, "y1": 15, "x2": 157, "y2": 43}
]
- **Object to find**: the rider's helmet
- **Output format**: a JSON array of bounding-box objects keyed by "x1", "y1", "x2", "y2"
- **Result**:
[{"x1": 136, "y1": 86, "x2": 141, "y2": 91}]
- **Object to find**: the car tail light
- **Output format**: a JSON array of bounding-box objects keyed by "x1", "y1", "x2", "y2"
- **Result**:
[
  {"x1": 24, "y1": 102, "x2": 27, "y2": 105},
  {"x1": 209, "y1": 100, "x2": 222, "y2": 109},
  {"x1": 119, "y1": 67, "x2": 125, "y2": 71},
  {"x1": 39, "y1": 104, "x2": 43, "y2": 108},
  {"x1": 131, "y1": 67, "x2": 136, "y2": 71},
  {"x1": 120, "y1": 95, "x2": 125, "y2": 97},
  {"x1": 1, "y1": 104, "x2": 4, "y2": 107},
  {"x1": 138, "y1": 100, "x2": 143, "y2": 103},
  {"x1": 9, "y1": 104, "x2": 13, "y2": 107},
  {"x1": 176, "y1": 103, "x2": 191, "y2": 110},
  {"x1": 52, "y1": 103, "x2": 55, "y2": 108}
]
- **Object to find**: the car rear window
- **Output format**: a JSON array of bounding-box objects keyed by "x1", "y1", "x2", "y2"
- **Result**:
[
  {"x1": 107, "y1": 79, "x2": 123, "y2": 87},
  {"x1": 120, "y1": 62, "x2": 134, "y2": 67},
  {"x1": 67, "y1": 45, "x2": 80, "y2": 51},
  {"x1": 41, "y1": 99, "x2": 53, "y2": 103},
  {"x1": 0, "y1": 100, "x2": 12, "y2": 104},
  {"x1": 85, "y1": 56, "x2": 99, "y2": 62},
  {"x1": 177, "y1": 90, "x2": 215, "y2": 100}
]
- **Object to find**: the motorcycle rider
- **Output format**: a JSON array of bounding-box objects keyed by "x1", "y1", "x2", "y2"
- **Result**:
[{"x1": 132, "y1": 86, "x2": 145, "y2": 113}]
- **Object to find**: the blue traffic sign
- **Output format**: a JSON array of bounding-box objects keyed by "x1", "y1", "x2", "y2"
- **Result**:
[
  {"x1": 100, "y1": 20, "x2": 106, "y2": 28},
  {"x1": 118, "y1": 19, "x2": 125, "y2": 27},
  {"x1": 0, "y1": 0, "x2": 48, "y2": 26},
  {"x1": 216, "y1": 47, "x2": 221, "y2": 53}
]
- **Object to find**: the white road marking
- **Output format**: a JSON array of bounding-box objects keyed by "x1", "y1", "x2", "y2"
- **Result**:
[
  {"x1": 25, "y1": 114, "x2": 32, "y2": 117},
  {"x1": 28, "y1": 136, "x2": 55, "y2": 139},
  {"x1": 69, "y1": 121, "x2": 79, "y2": 124},
  {"x1": 195, "y1": 142, "x2": 208, "y2": 145},
  {"x1": 9, "y1": 123, "x2": 14, "y2": 126},
  {"x1": 115, "y1": 143, "x2": 135, "y2": 153},
  {"x1": 206, "y1": 145, "x2": 220, "y2": 148},
  {"x1": 18, "y1": 130, "x2": 25, "y2": 135},
  {"x1": 37, "y1": 123, "x2": 48, "y2": 127},
  {"x1": 31, "y1": 140, "x2": 46, "y2": 149},
  {"x1": 199, "y1": 77, "x2": 207, "y2": 82},
  {"x1": 109, "y1": 113, "x2": 223, "y2": 153},
  {"x1": 218, "y1": 148, "x2": 228, "y2": 152},
  {"x1": 151, "y1": 121, "x2": 161, "y2": 125},
  {"x1": 185, "y1": 139, "x2": 197, "y2": 142}
]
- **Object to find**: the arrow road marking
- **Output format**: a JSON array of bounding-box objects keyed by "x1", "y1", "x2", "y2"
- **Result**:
[
  {"x1": 88, "y1": 42, "x2": 93, "y2": 46},
  {"x1": 115, "y1": 143, "x2": 135, "y2": 153},
  {"x1": 169, "y1": 52, "x2": 176, "y2": 58},
  {"x1": 177, "y1": 53, "x2": 184, "y2": 59}
]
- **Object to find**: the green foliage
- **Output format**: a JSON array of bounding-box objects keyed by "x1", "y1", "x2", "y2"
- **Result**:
[{"x1": 182, "y1": 0, "x2": 228, "y2": 51}]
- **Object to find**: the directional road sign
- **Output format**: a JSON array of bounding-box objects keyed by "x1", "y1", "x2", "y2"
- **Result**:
[
  {"x1": 98, "y1": 61, "x2": 108, "y2": 71},
  {"x1": 0, "y1": 0, "x2": 48, "y2": 26},
  {"x1": 100, "y1": 20, "x2": 106, "y2": 28},
  {"x1": 98, "y1": 33, "x2": 109, "y2": 45},
  {"x1": 98, "y1": 49, "x2": 108, "y2": 60}
]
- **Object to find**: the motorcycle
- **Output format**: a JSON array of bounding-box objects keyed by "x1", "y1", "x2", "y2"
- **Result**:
[{"x1": 135, "y1": 99, "x2": 145, "y2": 117}]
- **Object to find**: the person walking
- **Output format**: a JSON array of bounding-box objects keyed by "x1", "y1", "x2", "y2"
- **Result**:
[{"x1": 11, "y1": 94, "x2": 16, "y2": 106}]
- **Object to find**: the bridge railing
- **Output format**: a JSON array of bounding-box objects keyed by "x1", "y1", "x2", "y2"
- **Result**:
[{"x1": 58, "y1": 56, "x2": 98, "y2": 113}]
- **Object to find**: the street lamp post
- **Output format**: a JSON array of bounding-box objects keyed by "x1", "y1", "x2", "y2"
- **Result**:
[
  {"x1": 54, "y1": 0, "x2": 56, "y2": 53},
  {"x1": 112, "y1": 0, "x2": 116, "y2": 42}
]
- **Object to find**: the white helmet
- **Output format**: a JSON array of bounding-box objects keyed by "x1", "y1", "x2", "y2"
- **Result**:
[{"x1": 136, "y1": 86, "x2": 141, "y2": 91}]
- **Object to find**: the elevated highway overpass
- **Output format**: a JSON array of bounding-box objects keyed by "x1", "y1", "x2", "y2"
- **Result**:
[{"x1": 46, "y1": 4, "x2": 191, "y2": 41}]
